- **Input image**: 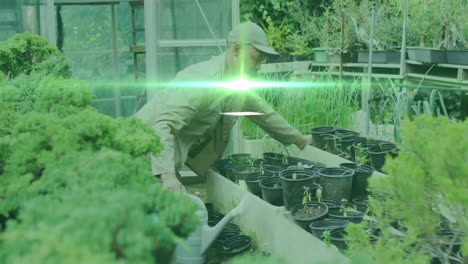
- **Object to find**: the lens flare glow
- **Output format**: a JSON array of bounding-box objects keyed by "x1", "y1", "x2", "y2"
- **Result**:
[{"x1": 221, "y1": 111, "x2": 264, "y2": 116}]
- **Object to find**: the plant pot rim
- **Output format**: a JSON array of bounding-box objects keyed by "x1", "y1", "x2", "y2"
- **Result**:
[
  {"x1": 259, "y1": 177, "x2": 282, "y2": 189},
  {"x1": 367, "y1": 144, "x2": 399, "y2": 154},
  {"x1": 339, "y1": 163, "x2": 374, "y2": 174},
  {"x1": 329, "y1": 227, "x2": 347, "y2": 241},
  {"x1": 310, "y1": 126, "x2": 335, "y2": 134},
  {"x1": 317, "y1": 167, "x2": 354, "y2": 178},
  {"x1": 291, "y1": 202, "x2": 329, "y2": 221},
  {"x1": 329, "y1": 210, "x2": 364, "y2": 219},
  {"x1": 280, "y1": 169, "x2": 316, "y2": 181},
  {"x1": 221, "y1": 235, "x2": 252, "y2": 255},
  {"x1": 309, "y1": 219, "x2": 349, "y2": 230}
]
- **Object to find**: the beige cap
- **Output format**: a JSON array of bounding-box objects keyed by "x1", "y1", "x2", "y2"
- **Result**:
[{"x1": 227, "y1": 21, "x2": 279, "y2": 55}]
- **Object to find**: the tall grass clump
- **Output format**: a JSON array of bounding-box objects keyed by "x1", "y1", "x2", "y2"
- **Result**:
[{"x1": 241, "y1": 75, "x2": 360, "y2": 138}]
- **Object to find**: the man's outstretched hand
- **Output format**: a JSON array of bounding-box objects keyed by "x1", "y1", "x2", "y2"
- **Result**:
[
  {"x1": 161, "y1": 173, "x2": 186, "y2": 193},
  {"x1": 295, "y1": 134, "x2": 313, "y2": 150}
]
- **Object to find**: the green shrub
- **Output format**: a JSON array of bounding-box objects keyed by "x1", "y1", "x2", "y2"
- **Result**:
[
  {"x1": 344, "y1": 115, "x2": 467, "y2": 263},
  {"x1": 0, "y1": 33, "x2": 71, "y2": 78}
]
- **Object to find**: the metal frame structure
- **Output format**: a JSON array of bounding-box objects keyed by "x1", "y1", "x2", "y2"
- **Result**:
[{"x1": 42, "y1": 0, "x2": 240, "y2": 117}]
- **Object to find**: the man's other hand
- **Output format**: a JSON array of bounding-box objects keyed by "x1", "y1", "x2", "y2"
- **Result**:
[
  {"x1": 295, "y1": 135, "x2": 313, "y2": 150},
  {"x1": 161, "y1": 173, "x2": 186, "y2": 193}
]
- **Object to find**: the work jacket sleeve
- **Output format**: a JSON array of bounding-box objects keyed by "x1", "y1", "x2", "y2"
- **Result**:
[
  {"x1": 242, "y1": 92, "x2": 302, "y2": 145},
  {"x1": 135, "y1": 89, "x2": 203, "y2": 175}
]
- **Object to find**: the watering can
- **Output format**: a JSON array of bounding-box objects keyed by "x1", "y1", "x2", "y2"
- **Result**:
[{"x1": 175, "y1": 194, "x2": 247, "y2": 264}]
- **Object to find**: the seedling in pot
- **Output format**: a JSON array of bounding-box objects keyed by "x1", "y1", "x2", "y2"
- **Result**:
[
  {"x1": 355, "y1": 143, "x2": 370, "y2": 166},
  {"x1": 273, "y1": 182, "x2": 281, "y2": 189},
  {"x1": 322, "y1": 230, "x2": 332, "y2": 245},
  {"x1": 337, "y1": 145, "x2": 353, "y2": 160},
  {"x1": 339, "y1": 199, "x2": 350, "y2": 217},
  {"x1": 292, "y1": 172, "x2": 298, "y2": 180},
  {"x1": 316, "y1": 186, "x2": 323, "y2": 203},
  {"x1": 302, "y1": 186, "x2": 312, "y2": 209}
]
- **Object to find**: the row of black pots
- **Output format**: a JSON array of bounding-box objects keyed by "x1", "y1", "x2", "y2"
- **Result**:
[
  {"x1": 215, "y1": 155, "x2": 375, "y2": 209},
  {"x1": 310, "y1": 126, "x2": 399, "y2": 172},
  {"x1": 206, "y1": 207, "x2": 252, "y2": 259}
]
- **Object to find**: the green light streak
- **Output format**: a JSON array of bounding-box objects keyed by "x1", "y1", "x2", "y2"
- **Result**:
[{"x1": 90, "y1": 79, "x2": 341, "y2": 91}]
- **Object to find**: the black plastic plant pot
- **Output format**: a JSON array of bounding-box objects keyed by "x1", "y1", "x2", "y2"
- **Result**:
[
  {"x1": 351, "y1": 196, "x2": 369, "y2": 213},
  {"x1": 216, "y1": 230, "x2": 241, "y2": 248},
  {"x1": 280, "y1": 169, "x2": 319, "y2": 210},
  {"x1": 244, "y1": 174, "x2": 262, "y2": 197},
  {"x1": 286, "y1": 157, "x2": 318, "y2": 169},
  {"x1": 262, "y1": 152, "x2": 289, "y2": 167},
  {"x1": 224, "y1": 162, "x2": 242, "y2": 182},
  {"x1": 323, "y1": 135, "x2": 340, "y2": 155},
  {"x1": 340, "y1": 163, "x2": 374, "y2": 198},
  {"x1": 328, "y1": 210, "x2": 364, "y2": 223},
  {"x1": 208, "y1": 211, "x2": 225, "y2": 226},
  {"x1": 367, "y1": 143, "x2": 399, "y2": 172},
  {"x1": 330, "y1": 227, "x2": 348, "y2": 250},
  {"x1": 205, "y1": 203, "x2": 214, "y2": 212},
  {"x1": 315, "y1": 199, "x2": 341, "y2": 213},
  {"x1": 232, "y1": 165, "x2": 263, "y2": 182},
  {"x1": 310, "y1": 126, "x2": 335, "y2": 150},
  {"x1": 309, "y1": 219, "x2": 348, "y2": 239},
  {"x1": 334, "y1": 129, "x2": 359, "y2": 138},
  {"x1": 228, "y1": 153, "x2": 252, "y2": 162},
  {"x1": 290, "y1": 202, "x2": 329, "y2": 230},
  {"x1": 259, "y1": 177, "x2": 284, "y2": 206},
  {"x1": 352, "y1": 139, "x2": 377, "y2": 166},
  {"x1": 220, "y1": 235, "x2": 252, "y2": 258},
  {"x1": 317, "y1": 167, "x2": 354, "y2": 202},
  {"x1": 223, "y1": 223, "x2": 241, "y2": 234},
  {"x1": 260, "y1": 164, "x2": 284, "y2": 177},
  {"x1": 338, "y1": 136, "x2": 360, "y2": 161},
  {"x1": 213, "y1": 159, "x2": 229, "y2": 176}
]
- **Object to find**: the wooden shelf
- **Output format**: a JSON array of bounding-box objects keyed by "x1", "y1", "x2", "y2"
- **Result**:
[
  {"x1": 407, "y1": 60, "x2": 468, "y2": 70},
  {"x1": 407, "y1": 73, "x2": 468, "y2": 87}
]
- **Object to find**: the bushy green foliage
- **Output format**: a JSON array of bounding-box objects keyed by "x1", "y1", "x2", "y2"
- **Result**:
[
  {"x1": 344, "y1": 115, "x2": 467, "y2": 263},
  {"x1": 0, "y1": 109, "x2": 162, "y2": 198},
  {"x1": 0, "y1": 33, "x2": 198, "y2": 263},
  {"x1": 0, "y1": 73, "x2": 94, "y2": 115},
  {"x1": 0, "y1": 150, "x2": 198, "y2": 264},
  {"x1": 0, "y1": 33, "x2": 71, "y2": 78}
]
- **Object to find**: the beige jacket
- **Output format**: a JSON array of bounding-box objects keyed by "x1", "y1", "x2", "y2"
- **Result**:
[{"x1": 135, "y1": 54, "x2": 302, "y2": 176}]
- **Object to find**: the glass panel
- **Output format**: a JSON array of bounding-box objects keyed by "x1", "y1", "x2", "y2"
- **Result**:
[{"x1": 158, "y1": 0, "x2": 232, "y2": 40}]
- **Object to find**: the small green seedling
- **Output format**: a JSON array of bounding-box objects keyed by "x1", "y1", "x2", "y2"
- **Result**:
[
  {"x1": 355, "y1": 143, "x2": 370, "y2": 166},
  {"x1": 302, "y1": 186, "x2": 312, "y2": 209},
  {"x1": 316, "y1": 186, "x2": 322, "y2": 203},
  {"x1": 339, "y1": 198, "x2": 348, "y2": 217},
  {"x1": 322, "y1": 229, "x2": 332, "y2": 245},
  {"x1": 292, "y1": 173, "x2": 298, "y2": 180}
]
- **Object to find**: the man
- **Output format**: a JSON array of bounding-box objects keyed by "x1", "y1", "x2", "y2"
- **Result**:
[{"x1": 135, "y1": 21, "x2": 312, "y2": 193}]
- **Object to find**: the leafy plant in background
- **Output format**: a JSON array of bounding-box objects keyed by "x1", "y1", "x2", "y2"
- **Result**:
[
  {"x1": 344, "y1": 115, "x2": 467, "y2": 263},
  {"x1": 0, "y1": 33, "x2": 71, "y2": 78},
  {"x1": 407, "y1": 0, "x2": 467, "y2": 49}
]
